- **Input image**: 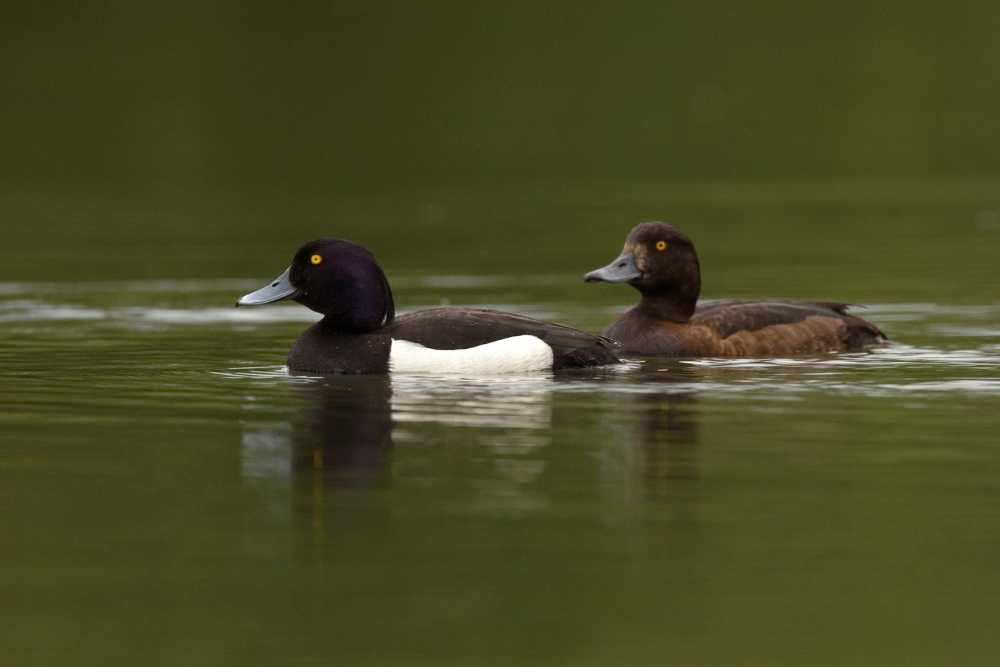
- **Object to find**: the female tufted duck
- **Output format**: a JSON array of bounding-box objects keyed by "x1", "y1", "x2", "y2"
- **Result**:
[
  {"x1": 237, "y1": 238, "x2": 621, "y2": 374},
  {"x1": 584, "y1": 222, "x2": 886, "y2": 356}
]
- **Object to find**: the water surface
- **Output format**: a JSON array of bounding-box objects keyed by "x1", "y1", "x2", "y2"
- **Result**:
[{"x1": 2, "y1": 187, "x2": 999, "y2": 666}]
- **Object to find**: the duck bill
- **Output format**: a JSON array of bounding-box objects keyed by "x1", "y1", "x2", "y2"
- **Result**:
[
  {"x1": 236, "y1": 266, "x2": 301, "y2": 306},
  {"x1": 583, "y1": 252, "x2": 641, "y2": 283}
]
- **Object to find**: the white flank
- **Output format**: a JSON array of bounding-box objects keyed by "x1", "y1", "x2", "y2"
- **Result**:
[{"x1": 389, "y1": 335, "x2": 554, "y2": 374}]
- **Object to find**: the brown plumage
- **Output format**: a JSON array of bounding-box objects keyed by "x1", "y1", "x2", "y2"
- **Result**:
[{"x1": 584, "y1": 222, "x2": 886, "y2": 357}]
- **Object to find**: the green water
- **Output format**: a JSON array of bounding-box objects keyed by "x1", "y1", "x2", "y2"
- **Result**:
[{"x1": 2, "y1": 184, "x2": 1000, "y2": 666}]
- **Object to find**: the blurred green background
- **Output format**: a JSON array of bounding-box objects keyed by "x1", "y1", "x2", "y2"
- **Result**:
[
  {"x1": 1, "y1": 1, "x2": 998, "y2": 293},
  {"x1": 3, "y1": 1, "x2": 999, "y2": 191}
]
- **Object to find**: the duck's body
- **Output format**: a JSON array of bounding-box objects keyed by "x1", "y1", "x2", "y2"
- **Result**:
[
  {"x1": 585, "y1": 222, "x2": 886, "y2": 357},
  {"x1": 238, "y1": 239, "x2": 620, "y2": 374},
  {"x1": 604, "y1": 298, "x2": 883, "y2": 356},
  {"x1": 287, "y1": 307, "x2": 620, "y2": 374}
]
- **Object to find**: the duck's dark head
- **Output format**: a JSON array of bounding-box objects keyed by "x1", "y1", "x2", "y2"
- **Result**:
[
  {"x1": 584, "y1": 222, "x2": 701, "y2": 321},
  {"x1": 237, "y1": 238, "x2": 395, "y2": 332}
]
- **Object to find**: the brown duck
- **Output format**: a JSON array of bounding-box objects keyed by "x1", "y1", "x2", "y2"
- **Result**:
[{"x1": 584, "y1": 222, "x2": 886, "y2": 356}]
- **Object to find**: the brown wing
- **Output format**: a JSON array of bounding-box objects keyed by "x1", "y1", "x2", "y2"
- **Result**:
[
  {"x1": 694, "y1": 300, "x2": 844, "y2": 336},
  {"x1": 691, "y1": 300, "x2": 886, "y2": 353},
  {"x1": 386, "y1": 308, "x2": 622, "y2": 369}
]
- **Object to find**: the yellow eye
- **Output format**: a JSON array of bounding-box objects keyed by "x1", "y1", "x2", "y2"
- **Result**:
[
  {"x1": 310, "y1": 254, "x2": 322, "y2": 265},
  {"x1": 655, "y1": 241, "x2": 667, "y2": 250}
]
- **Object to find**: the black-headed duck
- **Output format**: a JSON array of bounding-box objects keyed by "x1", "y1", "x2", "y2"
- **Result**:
[
  {"x1": 237, "y1": 238, "x2": 621, "y2": 374},
  {"x1": 584, "y1": 222, "x2": 886, "y2": 356}
]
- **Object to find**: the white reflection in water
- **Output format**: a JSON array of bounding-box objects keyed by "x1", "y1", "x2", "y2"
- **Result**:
[
  {"x1": 135, "y1": 306, "x2": 320, "y2": 324},
  {"x1": 214, "y1": 366, "x2": 302, "y2": 382},
  {"x1": 928, "y1": 324, "x2": 1000, "y2": 337},
  {"x1": 241, "y1": 428, "x2": 292, "y2": 481},
  {"x1": 240, "y1": 425, "x2": 294, "y2": 563},
  {"x1": 475, "y1": 436, "x2": 552, "y2": 512},
  {"x1": 668, "y1": 343, "x2": 1000, "y2": 399},
  {"x1": 681, "y1": 343, "x2": 1000, "y2": 370},
  {"x1": 0, "y1": 299, "x2": 320, "y2": 324},
  {"x1": 389, "y1": 375, "x2": 556, "y2": 517},
  {"x1": 835, "y1": 379, "x2": 1000, "y2": 397},
  {"x1": 390, "y1": 373, "x2": 554, "y2": 429},
  {"x1": 0, "y1": 278, "x2": 264, "y2": 295},
  {"x1": 0, "y1": 300, "x2": 106, "y2": 321}
]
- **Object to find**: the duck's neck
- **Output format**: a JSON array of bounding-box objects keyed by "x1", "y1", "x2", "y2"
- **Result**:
[
  {"x1": 317, "y1": 314, "x2": 383, "y2": 335},
  {"x1": 635, "y1": 292, "x2": 698, "y2": 323},
  {"x1": 631, "y1": 266, "x2": 700, "y2": 324},
  {"x1": 309, "y1": 281, "x2": 394, "y2": 335}
]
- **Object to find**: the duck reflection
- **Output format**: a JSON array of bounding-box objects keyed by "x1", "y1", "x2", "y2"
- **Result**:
[
  {"x1": 240, "y1": 362, "x2": 706, "y2": 558},
  {"x1": 627, "y1": 391, "x2": 699, "y2": 482},
  {"x1": 391, "y1": 373, "x2": 556, "y2": 517},
  {"x1": 289, "y1": 374, "x2": 394, "y2": 486},
  {"x1": 612, "y1": 361, "x2": 701, "y2": 522},
  {"x1": 390, "y1": 373, "x2": 553, "y2": 430},
  {"x1": 240, "y1": 371, "x2": 559, "y2": 561},
  {"x1": 241, "y1": 372, "x2": 555, "y2": 491},
  {"x1": 239, "y1": 375, "x2": 394, "y2": 563},
  {"x1": 628, "y1": 390, "x2": 699, "y2": 528}
]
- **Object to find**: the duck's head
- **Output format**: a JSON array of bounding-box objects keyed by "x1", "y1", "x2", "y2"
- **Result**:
[
  {"x1": 237, "y1": 238, "x2": 395, "y2": 332},
  {"x1": 584, "y1": 222, "x2": 701, "y2": 319}
]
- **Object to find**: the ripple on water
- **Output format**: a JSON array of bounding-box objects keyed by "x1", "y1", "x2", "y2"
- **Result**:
[
  {"x1": 0, "y1": 300, "x2": 321, "y2": 325},
  {"x1": 4, "y1": 282, "x2": 1000, "y2": 404}
]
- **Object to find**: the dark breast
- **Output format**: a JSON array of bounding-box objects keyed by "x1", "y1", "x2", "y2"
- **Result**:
[
  {"x1": 287, "y1": 321, "x2": 392, "y2": 374},
  {"x1": 387, "y1": 308, "x2": 621, "y2": 369}
]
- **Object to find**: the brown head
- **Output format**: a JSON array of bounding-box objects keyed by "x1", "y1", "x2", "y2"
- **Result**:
[{"x1": 584, "y1": 222, "x2": 701, "y2": 322}]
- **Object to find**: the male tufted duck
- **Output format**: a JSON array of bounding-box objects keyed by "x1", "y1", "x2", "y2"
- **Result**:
[
  {"x1": 237, "y1": 238, "x2": 621, "y2": 374},
  {"x1": 584, "y1": 222, "x2": 886, "y2": 356}
]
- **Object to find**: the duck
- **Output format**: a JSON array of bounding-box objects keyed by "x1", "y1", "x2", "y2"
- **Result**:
[
  {"x1": 583, "y1": 221, "x2": 886, "y2": 356},
  {"x1": 236, "y1": 238, "x2": 622, "y2": 374}
]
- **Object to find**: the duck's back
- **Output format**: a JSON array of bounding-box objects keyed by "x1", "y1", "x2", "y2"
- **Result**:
[
  {"x1": 691, "y1": 299, "x2": 885, "y2": 355},
  {"x1": 604, "y1": 299, "x2": 885, "y2": 357},
  {"x1": 389, "y1": 308, "x2": 621, "y2": 369}
]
